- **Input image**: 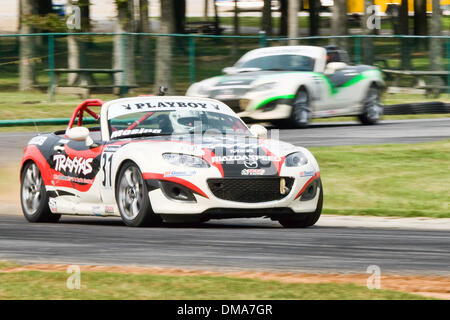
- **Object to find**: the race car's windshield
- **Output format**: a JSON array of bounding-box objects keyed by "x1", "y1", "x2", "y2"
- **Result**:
[
  {"x1": 235, "y1": 54, "x2": 315, "y2": 72},
  {"x1": 109, "y1": 110, "x2": 250, "y2": 139}
]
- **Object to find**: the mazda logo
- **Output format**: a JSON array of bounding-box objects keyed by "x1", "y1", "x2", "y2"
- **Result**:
[{"x1": 243, "y1": 159, "x2": 258, "y2": 168}]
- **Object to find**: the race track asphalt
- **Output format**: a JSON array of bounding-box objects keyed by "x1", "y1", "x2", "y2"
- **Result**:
[
  {"x1": 0, "y1": 215, "x2": 449, "y2": 275},
  {"x1": 0, "y1": 118, "x2": 449, "y2": 274}
]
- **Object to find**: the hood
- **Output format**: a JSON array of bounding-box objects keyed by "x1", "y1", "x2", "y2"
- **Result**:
[
  {"x1": 116, "y1": 134, "x2": 300, "y2": 177},
  {"x1": 214, "y1": 70, "x2": 297, "y2": 87}
]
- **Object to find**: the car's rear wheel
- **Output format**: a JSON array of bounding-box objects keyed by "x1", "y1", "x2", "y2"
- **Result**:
[
  {"x1": 278, "y1": 180, "x2": 323, "y2": 228},
  {"x1": 358, "y1": 84, "x2": 383, "y2": 125},
  {"x1": 289, "y1": 88, "x2": 312, "y2": 128},
  {"x1": 21, "y1": 161, "x2": 60, "y2": 223},
  {"x1": 116, "y1": 162, "x2": 161, "y2": 227}
]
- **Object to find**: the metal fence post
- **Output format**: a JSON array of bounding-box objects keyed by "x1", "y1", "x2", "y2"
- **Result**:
[
  {"x1": 447, "y1": 39, "x2": 450, "y2": 95},
  {"x1": 48, "y1": 34, "x2": 55, "y2": 102},
  {"x1": 354, "y1": 36, "x2": 361, "y2": 65},
  {"x1": 259, "y1": 31, "x2": 267, "y2": 47},
  {"x1": 189, "y1": 36, "x2": 196, "y2": 84}
]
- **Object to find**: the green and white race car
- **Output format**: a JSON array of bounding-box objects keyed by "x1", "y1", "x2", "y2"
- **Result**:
[{"x1": 186, "y1": 45, "x2": 385, "y2": 128}]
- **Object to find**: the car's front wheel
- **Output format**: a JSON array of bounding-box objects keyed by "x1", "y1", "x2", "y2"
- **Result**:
[
  {"x1": 21, "y1": 161, "x2": 60, "y2": 223},
  {"x1": 289, "y1": 88, "x2": 312, "y2": 128},
  {"x1": 278, "y1": 179, "x2": 323, "y2": 228},
  {"x1": 358, "y1": 84, "x2": 383, "y2": 125},
  {"x1": 116, "y1": 162, "x2": 161, "y2": 227}
]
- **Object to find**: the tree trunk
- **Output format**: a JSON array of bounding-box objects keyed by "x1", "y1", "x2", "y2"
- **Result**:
[
  {"x1": 413, "y1": 0, "x2": 428, "y2": 52},
  {"x1": 288, "y1": 0, "x2": 298, "y2": 45},
  {"x1": 233, "y1": 0, "x2": 239, "y2": 35},
  {"x1": 261, "y1": 0, "x2": 272, "y2": 37},
  {"x1": 139, "y1": 0, "x2": 152, "y2": 85},
  {"x1": 361, "y1": 0, "x2": 374, "y2": 64},
  {"x1": 232, "y1": 0, "x2": 240, "y2": 56},
  {"x1": 331, "y1": 0, "x2": 348, "y2": 49},
  {"x1": 19, "y1": 0, "x2": 37, "y2": 91},
  {"x1": 204, "y1": 0, "x2": 209, "y2": 20},
  {"x1": 37, "y1": 0, "x2": 52, "y2": 15},
  {"x1": 279, "y1": 0, "x2": 288, "y2": 36},
  {"x1": 155, "y1": 0, "x2": 175, "y2": 93},
  {"x1": 113, "y1": 0, "x2": 136, "y2": 86},
  {"x1": 67, "y1": 0, "x2": 89, "y2": 85},
  {"x1": 213, "y1": 0, "x2": 220, "y2": 35},
  {"x1": 174, "y1": 0, "x2": 186, "y2": 34},
  {"x1": 430, "y1": 0, "x2": 442, "y2": 74},
  {"x1": 79, "y1": 0, "x2": 90, "y2": 31},
  {"x1": 309, "y1": 0, "x2": 319, "y2": 36},
  {"x1": 399, "y1": 0, "x2": 411, "y2": 69},
  {"x1": 414, "y1": 0, "x2": 428, "y2": 35},
  {"x1": 68, "y1": 36, "x2": 81, "y2": 84}
]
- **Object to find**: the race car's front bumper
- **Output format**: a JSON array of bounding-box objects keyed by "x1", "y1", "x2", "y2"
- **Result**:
[
  {"x1": 237, "y1": 95, "x2": 295, "y2": 121},
  {"x1": 238, "y1": 103, "x2": 292, "y2": 121},
  {"x1": 145, "y1": 175, "x2": 321, "y2": 217}
]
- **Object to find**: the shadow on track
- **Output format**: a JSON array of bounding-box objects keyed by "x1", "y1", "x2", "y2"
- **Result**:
[{"x1": 55, "y1": 216, "x2": 299, "y2": 229}]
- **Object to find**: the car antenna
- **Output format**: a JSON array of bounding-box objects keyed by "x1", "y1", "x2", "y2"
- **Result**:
[
  {"x1": 157, "y1": 86, "x2": 168, "y2": 96},
  {"x1": 32, "y1": 119, "x2": 41, "y2": 136}
]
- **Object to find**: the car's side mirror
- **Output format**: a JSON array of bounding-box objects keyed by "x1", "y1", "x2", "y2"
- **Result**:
[
  {"x1": 249, "y1": 124, "x2": 267, "y2": 139},
  {"x1": 67, "y1": 126, "x2": 94, "y2": 147}
]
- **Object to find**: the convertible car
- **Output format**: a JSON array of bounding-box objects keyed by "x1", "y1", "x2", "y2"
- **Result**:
[
  {"x1": 20, "y1": 96, "x2": 322, "y2": 228},
  {"x1": 186, "y1": 45, "x2": 385, "y2": 127}
]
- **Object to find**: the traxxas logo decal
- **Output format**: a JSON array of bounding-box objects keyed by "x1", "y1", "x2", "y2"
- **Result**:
[{"x1": 53, "y1": 154, "x2": 94, "y2": 175}]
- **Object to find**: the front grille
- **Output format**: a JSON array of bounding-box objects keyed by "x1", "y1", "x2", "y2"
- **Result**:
[{"x1": 207, "y1": 177, "x2": 294, "y2": 203}]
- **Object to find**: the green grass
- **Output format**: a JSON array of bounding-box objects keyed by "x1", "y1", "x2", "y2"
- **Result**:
[
  {"x1": 383, "y1": 93, "x2": 450, "y2": 105},
  {"x1": 311, "y1": 140, "x2": 450, "y2": 218},
  {"x1": 312, "y1": 113, "x2": 450, "y2": 123},
  {"x1": 0, "y1": 261, "x2": 20, "y2": 269},
  {"x1": 0, "y1": 269, "x2": 430, "y2": 300}
]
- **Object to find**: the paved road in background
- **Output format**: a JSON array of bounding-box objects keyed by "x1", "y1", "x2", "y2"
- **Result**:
[
  {"x1": 1, "y1": 118, "x2": 449, "y2": 165},
  {"x1": 0, "y1": 215, "x2": 448, "y2": 274}
]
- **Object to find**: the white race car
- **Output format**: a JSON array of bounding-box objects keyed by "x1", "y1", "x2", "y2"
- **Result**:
[
  {"x1": 20, "y1": 96, "x2": 322, "y2": 228},
  {"x1": 186, "y1": 45, "x2": 385, "y2": 127}
]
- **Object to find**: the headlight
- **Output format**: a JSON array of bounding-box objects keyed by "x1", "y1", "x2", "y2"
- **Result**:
[
  {"x1": 251, "y1": 82, "x2": 277, "y2": 92},
  {"x1": 163, "y1": 153, "x2": 210, "y2": 168},
  {"x1": 285, "y1": 151, "x2": 308, "y2": 167}
]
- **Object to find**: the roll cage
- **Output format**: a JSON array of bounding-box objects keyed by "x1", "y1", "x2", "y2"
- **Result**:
[{"x1": 66, "y1": 99, "x2": 104, "y2": 133}]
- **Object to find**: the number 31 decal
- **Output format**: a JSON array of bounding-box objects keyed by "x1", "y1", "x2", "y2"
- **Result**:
[{"x1": 101, "y1": 153, "x2": 113, "y2": 187}]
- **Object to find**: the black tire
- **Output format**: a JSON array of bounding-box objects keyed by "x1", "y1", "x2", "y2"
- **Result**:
[
  {"x1": 20, "y1": 161, "x2": 61, "y2": 223},
  {"x1": 358, "y1": 84, "x2": 383, "y2": 125},
  {"x1": 289, "y1": 88, "x2": 312, "y2": 128},
  {"x1": 115, "y1": 161, "x2": 162, "y2": 227},
  {"x1": 278, "y1": 179, "x2": 323, "y2": 228}
]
